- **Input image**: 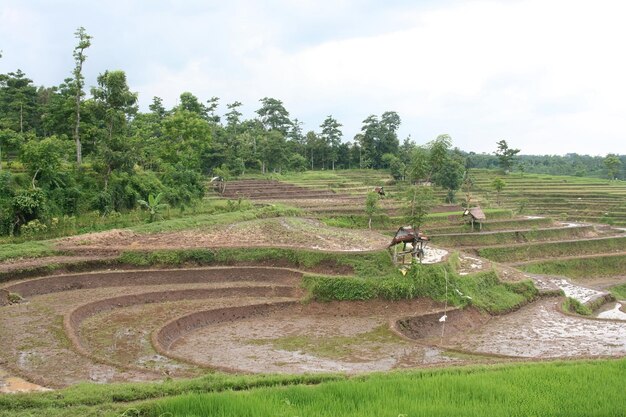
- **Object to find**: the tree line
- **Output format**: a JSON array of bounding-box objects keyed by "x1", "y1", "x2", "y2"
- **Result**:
[{"x1": 0, "y1": 27, "x2": 623, "y2": 236}]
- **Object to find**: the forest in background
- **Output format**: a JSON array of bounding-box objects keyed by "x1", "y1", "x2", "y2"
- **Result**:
[{"x1": 1, "y1": 28, "x2": 624, "y2": 236}]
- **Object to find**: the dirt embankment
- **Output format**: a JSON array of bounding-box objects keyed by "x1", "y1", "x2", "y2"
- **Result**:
[{"x1": 2, "y1": 267, "x2": 302, "y2": 300}]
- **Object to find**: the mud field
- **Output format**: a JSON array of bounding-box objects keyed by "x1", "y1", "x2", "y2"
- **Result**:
[{"x1": 1, "y1": 262, "x2": 625, "y2": 392}]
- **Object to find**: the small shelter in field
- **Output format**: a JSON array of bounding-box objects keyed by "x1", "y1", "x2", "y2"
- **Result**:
[
  {"x1": 389, "y1": 226, "x2": 429, "y2": 264},
  {"x1": 463, "y1": 206, "x2": 486, "y2": 230}
]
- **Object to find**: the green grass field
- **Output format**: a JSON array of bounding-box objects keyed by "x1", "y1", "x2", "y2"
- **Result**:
[
  {"x1": 147, "y1": 359, "x2": 626, "y2": 417},
  {"x1": 2, "y1": 360, "x2": 623, "y2": 417}
]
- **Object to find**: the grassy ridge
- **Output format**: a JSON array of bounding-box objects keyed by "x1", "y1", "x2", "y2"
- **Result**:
[
  {"x1": 119, "y1": 247, "x2": 394, "y2": 277},
  {"x1": 519, "y1": 254, "x2": 626, "y2": 278},
  {"x1": 0, "y1": 204, "x2": 299, "y2": 263},
  {"x1": 432, "y1": 225, "x2": 594, "y2": 247},
  {"x1": 478, "y1": 236, "x2": 626, "y2": 263},
  {"x1": 149, "y1": 359, "x2": 626, "y2": 417},
  {"x1": 0, "y1": 241, "x2": 57, "y2": 262},
  {"x1": 303, "y1": 258, "x2": 537, "y2": 314}
]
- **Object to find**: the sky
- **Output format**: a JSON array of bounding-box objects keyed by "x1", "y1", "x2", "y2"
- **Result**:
[{"x1": 1, "y1": 0, "x2": 625, "y2": 156}]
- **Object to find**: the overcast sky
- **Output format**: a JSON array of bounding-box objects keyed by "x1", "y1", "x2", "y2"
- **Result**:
[{"x1": 1, "y1": 0, "x2": 625, "y2": 155}]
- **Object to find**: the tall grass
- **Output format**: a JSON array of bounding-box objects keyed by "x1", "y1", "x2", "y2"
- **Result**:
[
  {"x1": 0, "y1": 373, "x2": 343, "y2": 417},
  {"x1": 149, "y1": 359, "x2": 626, "y2": 417},
  {"x1": 303, "y1": 258, "x2": 537, "y2": 314}
]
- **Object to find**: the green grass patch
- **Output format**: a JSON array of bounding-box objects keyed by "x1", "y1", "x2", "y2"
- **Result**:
[
  {"x1": 610, "y1": 283, "x2": 626, "y2": 300},
  {"x1": 478, "y1": 236, "x2": 626, "y2": 263},
  {"x1": 563, "y1": 297, "x2": 592, "y2": 315},
  {"x1": 148, "y1": 359, "x2": 626, "y2": 417},
  {"x1": 303, "y1": 257, "x2": 537, "y2": 314},
  {"x1": 519, "y1": 254, "x2": 626, "y2": 279},
  {"x1": 0, "y1": 240, "x2": 57, "y2": 262},
  {"x1": 0, "y1": 373, "x2": 344, "y2": 417}
]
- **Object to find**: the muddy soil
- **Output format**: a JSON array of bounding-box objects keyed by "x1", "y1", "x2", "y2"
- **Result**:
[
  {"x1": 55, "y1": 217, "x2": 390, "y2": 254},
  {"x1": 0, "y1": 270, "x2": 300, "y2": 387},
  {"x1": 168, "y1": 299, "x2": 468, "y2": 374},
  {"x1": 444, "y1": 298, "x2": 626, "y2": 358}
]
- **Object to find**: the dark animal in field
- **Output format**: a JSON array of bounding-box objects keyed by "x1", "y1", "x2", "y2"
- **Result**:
[{"x1": 374, "y1": 186, "x2": 385, "y2": 197}]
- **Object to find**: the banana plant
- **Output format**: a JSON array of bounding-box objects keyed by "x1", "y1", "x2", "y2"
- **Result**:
[{"x1": 138, "y1": 193, "x2": 168, "y2": 222}]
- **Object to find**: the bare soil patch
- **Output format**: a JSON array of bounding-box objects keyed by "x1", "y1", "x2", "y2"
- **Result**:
[{"x1": 55, "y1": 217, "x2": 390, "y2": 254}]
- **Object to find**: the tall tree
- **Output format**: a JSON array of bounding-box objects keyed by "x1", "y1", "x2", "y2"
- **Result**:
[
  {"x1": 91, "y1": 70, "x2": 138, "y2": 140},
  {"x1": 495, "y1": 139, "x2": 520, "y2": 173},
  {"x1": 320, "y1": 115, "x2": 343, "y2": 170},
  {"x1": 71, "y1": 27, "x2": 92, "y2": 165},
  {"x1": 256, "y1": 97, "x2": 291, "y2": 135},
  {"x1": 604, "y1": 154, "x2": 622, "y2": 180},
  {"x1": 0, "y1": 70, "x2": 38, "y2": 134}
]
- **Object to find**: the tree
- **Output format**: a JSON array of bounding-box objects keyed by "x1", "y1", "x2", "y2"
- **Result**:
[
  {"x1": 0, "y1": 70, "x2": 38, "y2": 133},
  {"x1": 320, "y1": 115, "x2": 342, "y2": 170},
  {"x1": 492, "y1": 178, "x2": 506, "y2": 206},
  {"x1": 382, "y1": 153, "x2": 405, "y2": 180},
  {"x1": 365, "y1": 191, "x2": 382, "y2": 230},
  {"x1": 408, "y1": 146, "x2": 430, "y2": 183},
  {"x1": 71, "y1": 27, "x2": 92, "y2": 165},
  {"x1": 462, "y1": 170, "x2": 474, "y2": 209},
  {"x1": 604, "y1": 154, "x2": 622, "y2": 180},
  {"x1": 138, "y1": 192, "x2": 168, "y2": 222},
  {"x1": 495, "y1": 140, "x2": 520, "y2": 173},
  {"x1": 256, "y1": 97, "x2": 291, "y2": 135},
  {"x1": 433, "y1": 158, "x2": 464, "y2": 203},
  {"x1": 91, "y1": 70, "x2": 138, "y2": 140},
  {"x1": 403, "y1": 186, "x2": 435, "y2": 231},
  {"x1": 20, "y1": 136, "x2": 69, "y2": 189},
  {"x1": 225, "y1": 101, "x2": 243, "y2": 132}
]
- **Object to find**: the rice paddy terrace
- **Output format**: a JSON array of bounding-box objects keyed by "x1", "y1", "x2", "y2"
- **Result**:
[{"x1": 1, "y1": 169, "x2": 625, "y2": 415}]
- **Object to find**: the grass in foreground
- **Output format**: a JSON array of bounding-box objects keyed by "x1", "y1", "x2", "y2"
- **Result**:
[
  {"x1": 0, "y1": 374, "x2": 343, "y2": 417},
  {"x1": 148, "y1": 359, "x2": 626, "y2": 417}
]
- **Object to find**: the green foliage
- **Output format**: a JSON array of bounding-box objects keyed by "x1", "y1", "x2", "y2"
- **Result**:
[
  {"x1": 495, "y1": 139, "x2": 520, "y2": 173},
  {"x1": 304, "y1": 258, "x2": 537, "y2": 314},
  {"x1": 563, "y1": 297, "x2": 592, "y2": 315},
  {"x1": 604, "y1": 153, "x2": 622, "y2": 179},
  {"x1": 137, "y1": 192, "x2": 168, "y2": 223},
  {"x1": 364, "y1": 191, "x2": 381, "y2": 229},
  {"x1": 403, "y1": 185, "x2": 434, "y2": 230},
  {"x1": 147, "y1": 360, "x2": 626, "y2": 417},
  {"x1": 610, "y1": 283, "x2": 626, "y2": 300},
  {"x1": 0, "y1": 240, "x2": 56, "y2": 262},
  {"x1": 0, "y1": 373, "x2": 343, "y2": 416}
]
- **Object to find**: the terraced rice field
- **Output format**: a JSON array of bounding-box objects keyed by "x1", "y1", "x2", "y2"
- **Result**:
[{"x1": 1, "y1": 169, "x2": 625, "y2": 400}]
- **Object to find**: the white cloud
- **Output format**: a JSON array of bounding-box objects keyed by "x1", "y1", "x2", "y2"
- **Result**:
[{"x1": 2, "y1": 0, "x2": 625, "y2": 155}]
